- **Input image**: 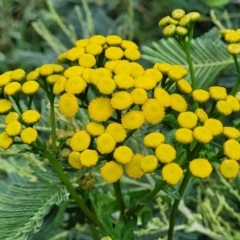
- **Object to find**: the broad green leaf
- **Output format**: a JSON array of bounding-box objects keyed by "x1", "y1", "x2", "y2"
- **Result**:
[{"x1": 142, "y1": 27, "x2": 233, "y2": 89}]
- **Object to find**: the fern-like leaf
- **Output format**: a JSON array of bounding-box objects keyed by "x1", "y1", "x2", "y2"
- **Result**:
[{"x1": 142, "y1": 27, "x2": 233, "y2": 89}]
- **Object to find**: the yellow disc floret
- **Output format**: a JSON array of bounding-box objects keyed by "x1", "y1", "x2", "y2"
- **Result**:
[
  {"x1": 204, "y1": 118, "x2": 223, "y2": 136},
  {"x1": 80, "y1": 149, "x2": 99, "y2": 167},
  {"x1": 111, "y1": 91, "x2": 133, "y2": 110},
  {"x1": 22, "y1": 110, "x2": 41, "y2": 124},
  {"x1": 223, "y1": 139, "x2": 240, "y2": 160},
  {"x1": 140, "y1": 155, "x2": 158, "y2": 173},
  {"x1": 0, "y1": 99, "x2": 12, "y2": 114},
  {"x1": 155, "y1": 144, "x2": 176, "y2": 163},
  {"x1": 170, "y1": 94, "x2": 187, "y2": 112},
  {"x1": 189, "y1": 158, "x2": 212, "y2": 178},
  {"x1": 113, "y1": 146, "x2": 133, "y2": 164},
  {"x1": 219, "y1": 159, "x2": 239, "y2": 179},
  {"x1": 177, "y1": 111, "x2": 198, "y2": 129},
  {"x1": 193, "y1": 126, "x2": 213, "y2": 143},
  {"x1": 162, "y1": 163, "x2": 183, "y2": 185},
  {"x1": 0, "y1": 132, "x2": 13, "y2": 149},
  {"x1": 144, "y1": 132, "x2": 165, "y2": 148},
  {"x1": 86, "y1": 122, "x2": 105, "y2": 136},
  {"x1": 175, "y1": 128, "x2": 193, "y2": 144},
  {"x1": 68, "y1": 151, "x2": 82, "y2": 169},
  {"x1": 5, "y1": 121, "x2": 22, "y2": 136},
  {"x1": 105, "y1": 122, "x2": 127, "y2": 142},
  {"x1": 125, "y1": 154, "x2": 144, "y2": 178},
  {"x1": 70, "y1": 130, "x2": 91, "y2": 152},
  {"x1": 121, "y1": 110, "x2": 145, "y2": 130},
  {"x1": 223, "y1": 127, "x2": 240, "y2": 139},
  {"x1": 100, "y1": 161, "x2": 123, "y2": 183},
  {"x1": 96, "y1": 133, "x2": 116, "y2": 154},
  {"x1": 20, "y1": 127, "x2": 38, "y2": 144},
  {"x1": 58, "y1": 94, "x2": 79, "y2": 118},
  {"x1": 22, "y1": 81, "x2": 39, "y2": 95}
]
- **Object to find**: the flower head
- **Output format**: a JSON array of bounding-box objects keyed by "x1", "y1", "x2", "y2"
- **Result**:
[
  {"x1": 79, "y1": 53, "x2": 96, "y2": 68},
  {"x1": 226, "y1": 95, "x2": 240, "y2": 112},
  {"x1": 89, "y1": 35, "x2": 106, "y2": 45},
  {"x1": 121, "y1": 110, "x2": 145, "y2": 130},
  {"x1": 20, "y1": 127, "x2": 38, "y2": 144},
  {"x1": 142, "y1": 99, "x2": 165, "y2": 125},
  {"x1": 177, "y1": 111, "x2": 198, "y2": 129},
  {"x1": 144, "y1": 68, "x2": 163, "y2": 83},
  {"x1": 22, "y1": 81, "x2": 39, "y2": 95},
  {"x1": 124, "y1": 48, "x2": 141, "y2": 61},
  {"x1": 175, "y1": 128, "x2": 193, "y2": 144},
  {"x1": 176, "y1": 79, "x2": 192, "y2": 94},
  {"x1": 204, "y1": 118, "x2": 223, "y2": 136},
  {"x1": 223, "y1": 139, "x2": 240, "y2": 160},
  {"x1": 224, "y1": 31, "x2": 240, "y2": 43},
  {"x1": 100, "y1": 161, "x2": 123, "y2": 183},
  {"x1": 167, "y1": 65, "x2": 187, "y2": 80},
  {"x1": 58, "y1": 94, "x2": 79, "y2": 118},
  {"x1": 96, "y1": 77, "x2": 116, "y2": 95},
  {"x1": 65, "y1": 76, "x2": 87, "y2": 94},
  {"x1": 68, "y1": 151, "x2": 82, "y2": 169},
  {"x1": 193, "y1": 126, "x2": 213, "y2": 143},
  {"x1": 86, "y1": 122, "x2": 105, "y2": 136},
  {"x1": 90, "y1": 68, "x2": 112, "y2": 85},
  {"x1": 125, "y1": 154, "x2": 144, "y2": 178},
  {"x1": 88, "y1": 98, "x2": 114, "y2": 122},
  {"x1": 114, "y1": 61, "x2": 132, "y2": 75},
  {"x1": 189, "y1": 158, "x2": 212, "y2": 178},
  {"x1": 82, "y1": 68, "x2": 94, "y2": 84},
  {"x1": 154, "y1": 62, "x2": 172, "y2": 74},
  {"x1": 130, "y1": 62, "x2": 145, "y2": 78},
  {"x1": 4, "y1": 112, "x2": 19, "y2": 124},
  {"x1": 171, "y1": 9, "x2": 185, "y2": 19},
  {"x1": 0, "y1": 99, "x2": 12, "y2": 114},
  {"x1": 130, "y1": 88, "x2": 148, "y2": 105},
  {"x1": 4, "y1": 82, "x2": 21, "y2": 96},
  {"x1": 11, "y1": 68, "x2": 26, "y2": 81},
  {"x1": 155, "y1": 144, "x2": 176, "y2": 163},
  {"x1": 209, "y1": 86, "x2": 227, "y2": 100},
  {"x1": 53, "y1": 76, "x2": 67, "y2": 95},
  {"x1": 75, "y1": 39, "x2": 89, "y2": 47},
  {"x1": 80, "y1": 149, "x2": 99, "y2": 167},
  {"x1": 195, "y1": 108, "x2": 208, "y2": 123},
  {"x1": 70, "y1": 130, "x2": 91, "y2": 152},
  {"x1": 22, "y1": 110, "x2": 41, "y2": 124},
  {"x1": 111, "y1": 91, "x2": 133, "y2": 110},
  {"x1": 219, "y1": 159, "x2": 239, "y2": 179},
  {"x1": 39, "y1": 64, "x2": 54, "y2": 76},
  {"x1": 121, "y1": 40, "x2": 138, "y2": 49},
  {"x1": 192, "y1": 89, "x2": 209, "y2": 103},
  {"x1": 140, "y1": 155, "x2": 158, "y2": 173},
  {"x1": 227, "y1": 43, "x2": 240, "y2": 55},
  {"x1": 163, "y1": 24, "x2": 176, "y2": 37},
  {"x1": 216, "y1": 100, "x2": 232, "y2": 116},
  {"x1": 64, "y1": 66, "x2": 84, "y2": 78},
  {"x1": 170, "y1": 94, "x2": 187, "y2": 112},
  {"x1": 154, "y1": 87, "x2": 171, "y2": 107},
  {"x1": 105, "y1": 122, "x2": 127, "y2": 142},
  {"x1": 0, "y1": 132, "x2": 13, "y2": 149},
  {"x1": 66, "y1": 47, "x2": 85, "y2": 61},
  {"x1": 114, "y1": 74, "x2": 134, "y2": 89},
  {"x1": 106, "y1": 35, "x2": 122, "y2": 45},
  {"x1": 144, "y1": 132, "x2": 165, "y2": 148},
  {"x1": 85, "y1": 43, "x2": 103, "y2": 55},
  {"x1": 134, "y1": 76, "x2": 156, "y2": 90},
  {"x1": 5, "y1": 121, "x2": 22, "y2": 136},
  {"x1": 113, "y1": 146, "x2": 134, "y2": 164},
  {"x1": 162, "y1": 163, "x2": 183, "y2": 185},
  {"x1": 223, "y1": 127, "x2": 240, "y2": 139},
  {"x1": 0, "y1": 72, "x2": 11, "y2": 87},
  {"x1": 105, "y1": 47, "x2": 124, "y2": 60},
  {"x1": 46, "y1": 74, "x2": 62, "y2": 85},
  {"x1": 96, "y1": 133, "x2": 116, "y2": 154}
]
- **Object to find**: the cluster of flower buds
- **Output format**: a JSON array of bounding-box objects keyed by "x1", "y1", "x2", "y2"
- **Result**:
[{"x1": 221, "y1": 28, "x2": 240, "y2": 55}]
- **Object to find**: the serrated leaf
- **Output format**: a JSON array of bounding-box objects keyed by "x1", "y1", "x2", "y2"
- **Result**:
[
  {"x1": 142, "y1": 27, "x2": 233, "y2": 89},
  {"x1": 163, "y1": 185, "x2": 181, "y2": 200}
]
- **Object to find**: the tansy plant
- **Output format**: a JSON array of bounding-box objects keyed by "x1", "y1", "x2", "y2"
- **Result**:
[{"x1": 0, "y1": 8, "x2": 240, "y2": 240}]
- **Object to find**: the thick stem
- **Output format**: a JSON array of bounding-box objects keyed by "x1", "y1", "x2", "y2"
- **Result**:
[
  {"x1": 113, "y1": 180, "x2": 126, "y2": 222},
  {"x1": 49, "y1": 94, "x2": 57, "y2": 154},
  {"x1": 43, "y1": 149, "x2": 103, "y2": 229},
  {"x1": 230, "y1": 55, "x2": 240, "y2": 96},
  {"x1": 168, "y1": 170, "x2": 191, "y2": 240}
]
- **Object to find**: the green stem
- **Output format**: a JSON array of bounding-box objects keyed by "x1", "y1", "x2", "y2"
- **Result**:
[
  {"x1": 230, "y1": 55, "x2": 240, "y2": 96},
  {"x1": 49, "y1": 93, "x2": 57, "y2": 154},
  {"x1": 43, "y1": 149, "x2": 103, "y2": 229},
  {"x1": 113, "y1": 180, "x2": 126, "y2": 222},
  {"x1": 168, "y1": 170, "x2": 191, "y2": 240},
  {"x1": 28, "y1": 95, "x2": 33, "y2": 109}
]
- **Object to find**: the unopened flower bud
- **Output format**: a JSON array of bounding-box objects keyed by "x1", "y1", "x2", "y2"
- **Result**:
[
  {"x1": 158, "y1": 16, "x2": 171, "y2": 27},
  {"x1": 101, "y1": 237, "x2": 112, "y2": 240},
  {"x1": 168, "y1": 17, "x2": 178, "y2": 25},
  {"x1": 235, "y1": 92, "x2": 240, "y2": 102},
  {"x1": 176, "y1": 26, "x2": 188, "y2": 36},
  {"x1": 171, "y1": 9, "x2": 185, "y2": 20},
  {"x1": 163, "y1": 24, "x2": 176, "y2": 37},
  {"x1": 227, "y1": 43, "x2": 240, "y2": 55},
  {"x1": 188, "y1": 12, "x2": 201, "y2": 22},
  {"x1": 60, "y1": 147, "x2": 71, "y2": 158},
  {"x1": 179, "y1": 15, "x2": 191, "y2": 27}
]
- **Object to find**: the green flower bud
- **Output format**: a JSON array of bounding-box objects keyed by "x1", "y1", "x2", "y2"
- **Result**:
[
  {"x1": 227, "y1": 43, "x2": 240, "y2": 55},
  {"x1": 101, "y1": 237, "x2": 112, "y2": 240},
  {"x1": 60, "y1": 147, "x2": 71, "y2": 158},
  {"x1": 179, "y1": 15, "x2": 191, "y2": 27},
  {"x1": 168, "y1": 17, "x2": 178, "y2": 25},
  {"x1": 176, "y1": 26, "x2": 188, "y2": 36},
  {"x1": 171, "y1": 9, "x2": 185, "y2": 20},
  {"x1": 188, "y1": 12, "x2": 201, "y2": 22},
  {"x1": 163, "y1": 24, "x2": 176, "y2": 37},
  {"x1": 158, "y1": 16, "x2": 171, "y2": 27}
]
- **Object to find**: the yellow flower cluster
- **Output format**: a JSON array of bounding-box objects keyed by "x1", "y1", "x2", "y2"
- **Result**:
[{"x1": 221, "y1": 28, "x2": 240, "y2": 55}]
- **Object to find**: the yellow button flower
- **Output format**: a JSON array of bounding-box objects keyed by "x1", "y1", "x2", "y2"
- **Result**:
[
  {"x1": 121, "y1": 110, "x2": 145, "y2": 130},
  {"x1": 82, "y1": 68, "x2": 94, "y2": 84},
  {"x1": 4, "y1": 82, "x2": 21, "y2": 96},
  {"x1": 125, "y1": 154, "x2": 144, "y2": 178},
  {"x1": 224, "y1": 31, "x2": 240, "y2": 43},
  {"x1": 86, "y1": 122, "x2": 105, "y2": 136},
  {"x1": 130, "y1": 62, "x2": 145, "y2": 78},
  {"x1": 68, "y1": 151, "x2": 82, "y2": 169},
  {"x1": 193, "y1": 126, "x2": 213, "y2": 143},
  {"x1": 167, "y1": 65, "x2": 187, "y2": 81},
  {"x1": 105, "y1": 47, "x2": 124, "y2": 60},
  {"x1": 154, "y1": 62, "x2": 172, "y2": 74},
  {"x1": 209, "y1": 86, "x2": 227, "y2": 100},
  {"x1": 5, "y1": 120, "x2": 22, "y2": 136},
  {"x1": 178, "y1": 14, "x2": 191, "y2": 26},
  {"x1": 66, "y1": 47, "x2": 85, "y2": 61},
  {"x1": 0, "y1": 131, "x2": 13, "y2": 149},
  {"x1": 21, "y1": 81, "x2": 39, "y2": 95},
  {"x1": 11, "y1": 68, "x2": 26, "y2": 81},
  {"x1": 104, "y1": 60, "x2": 122, "y2": 71},
  {"x1": 155, "y1": 144, "x2": 176, "y2": 163},
  {"x1": 223, "y1": 139, "x2": 240, "y2": 160},
  {"x1": 219, "y1": 159, "x2": 239, "y2": 179},
  {"x1": 64, "y1": 76, "x2": 87, "y2": 94},
  {"x1": 130, "y1": 88, "x2": 148, "y2": 105},
  {"x1": 226, "y1": 95, "x2": 240, "y2": 112},
  {"x1": 52, "y1": 64, "x2": 64, "y2": 73},
  {"x1": 90, "y1": 68, "x2": 112, "y2": 85},
  {"x1": 154, "y1": 87, "x2": 171, "y2": 107},
  {"x1": 171, "y1": 9, "x2": 185, "y2": 20},
  {"x1": 64, "y1": 66, "x2": 84, "y2": 78},
  {"x1": 195, "y1": 108, "x2": 208, "y2": 123},
  {"x1": 111, "y1": 91, "x2": 133, "y2": 110},
  {"x1": 114, "y1": 61, "x2": 132, "y2": 75},
  {"x1": 88, "y1": 97, "x2": 114, "y2": 122},
  {"x1": 85, "y1": 43, "x2": 103, "y2": 55},
  {"x1": 223, "y1": 127, "x2": 240, "y2": 139},
  {"x1": 189, "y1": 158, "x2": 212, "y2": 178},
  {"x1": 4, "y1": 112, "x2": 19, "y2": 125},
  {"x1": 124, "y1": 48, "x2": 141, "y2": 61},
  {"x1": 144, "y1": 132, "x2": 165, "y2": 148},
  {"x1": 106, "y1": 35, "x2": 122, "y2": 45},
  {"x1": 176, "y1": 26, "x2": 188, "y2": 36},
  {"x1": 96, "y1": 77, "x2": 116, "y2": 95},
  {"x1": 176, "y1": 79, "x2": 192, "y2": 94},
  {"x1": 89, "y1": 35, "x2": 106, "y2": 45},
  {"x1": 114, "y1": 74, "x2": 134, "y2": 89},
  {"x1": 204, "y1": 118, "x2": 223, "y2": 136},
  {"x1": 70, "y1": 130, "x2": 91, "y2": 152},
  {"x1": 75, "y1": 38, "x2": 89, "y2": 47},
  {"x1": 22, "y1": 110, "x2": 41, "y2": 124},
  {"x1": 144, "y1": 68, "x2": 163, "y2": 83},
  {"x1": 227, "y1": 43, "x2": 240, "y2": 55},
  {"x1": 134, "y1": 75, "x2": 156, "y2": 90},
  {"x1": 188, "y1": 12, "x2": 201, "y2": 22},
  {"x1": 58, "y1": 94, "x2": 79, "y2": 118},
  {"x1": 0, "y1": 99, "x2": 12, "y2": 114},
  {"x1": 39, "y1": 64, "x2": 54, "y2": 76},
  {"x1": 53, "y1": 76, "x2": 67, "y2": 95},
  {"x1": 177, "y1": 111, "x2": 198, "y2": 129},
  {"x1": 142, "y1": 99, "x2": 165, "y2": 125},
  {"x1": 79, "y1": 53, "x2": 96, "y2": 68},
  {"x1": 192, "y1": 89, "x2": 209, "y2": 103},
  {"x1": 158, "y1": 16, "x2": 171, "y2": 27},
  {"x1": 80, "y1": 149, "x2": 99, "y2": 167},
  {"x1": 46, "y1": 74, "x2": 61, "y2": 85},
  {"x1": 0, "y1": 72, "x2": 11, "y2": 87},
  {"x1": 100, "y1": 161, "x2": 123, "y2": 183},
  {"x1": 140, "y1": 155, "x2": 158, "y2": 173},
  {"x1": 170, "y1": 93, "x2": 187, "y2": 112},
  {"x1": 175, "y1": 128, "x2": 193, "y2": 144},
  {"x1": 97, "y1": 133, "x2": 116, "y2": 154},
  {"x1": 163, "y1": 24, "x2": 176, "y2": 37},
  {"x1": 162, "y1": 163, "x2": 183, "y2": 185},
  {"x1": 121, "y1": 40, "x2": 138, "y2": 49},
  {"x1": 105, "y1": 122, "x2": 127, "y2": 142},
  {"x1": 20, "y1": 127, "x2": 38, "y2": 144},
  {"x1": 113, "y1": 146, "x2": 133, "y2": 164},
  {"x1": 216, "y1": 100, "x2": 232, "y2": 116}
]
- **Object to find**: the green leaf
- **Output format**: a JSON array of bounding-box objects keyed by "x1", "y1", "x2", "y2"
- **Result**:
[
  {"x1": 163, "y1": 185, "x2": 181, "y2": 200},
  {"x1": 142, "y1": 27, "x2": 233, "y2": 89},
  {"x1": 201, "y1": 0, "x2": 229, "y2": 7}
]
